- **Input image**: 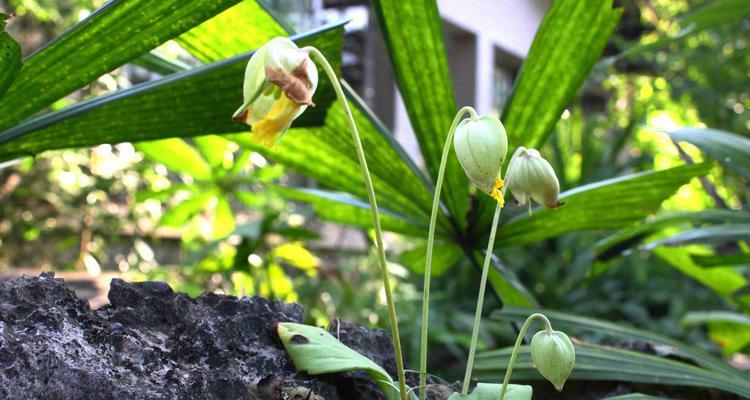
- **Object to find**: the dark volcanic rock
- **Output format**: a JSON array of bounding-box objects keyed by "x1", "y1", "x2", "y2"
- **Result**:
[{"x1": 0, "y1": 272, "x2": 402, "y2": 400}]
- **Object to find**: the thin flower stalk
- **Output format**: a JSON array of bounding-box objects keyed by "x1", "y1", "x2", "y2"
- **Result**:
[
  {"x1": 418, "y1": 106, "x2": 479, "y2": 400},
  {"x1": 304, "y1": 46, "x2": 408, "y2": 400}
]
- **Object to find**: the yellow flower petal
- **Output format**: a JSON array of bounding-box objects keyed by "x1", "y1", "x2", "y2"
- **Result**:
[
  {"x1": 490, "y1": 177, "x2": 505, "y2": 208},
  {"x1": 250, "y1": 95, "x2": 301, "y2": 147}
]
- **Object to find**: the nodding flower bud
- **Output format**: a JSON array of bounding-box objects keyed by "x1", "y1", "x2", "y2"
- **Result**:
[
  {"x1": 530, "y1": 330, "x2": 575, "y2": 392},
  {"x1": 505, "y1": 147, "x2": 561, "y2": 208},
  {"x1": 453, "y1": 115, "x2": 508, "y2": 206},
  {"x1": 232, "y1": 37, "x2": 319, "y2": 147}
]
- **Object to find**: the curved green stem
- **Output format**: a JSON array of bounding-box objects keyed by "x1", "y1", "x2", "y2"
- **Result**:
[
  {"x1": 419, "y1": 106, "x2": 478, "y2": 400},
  {"x1": 307, "y1": 47, "x2": 407, "y2": 400},
  {"x1": 498, "y1": 313, "x2": 553, "y2": 400},
  {"x1": 461, "y1": 204, "x2": 503, "y2": 394}
]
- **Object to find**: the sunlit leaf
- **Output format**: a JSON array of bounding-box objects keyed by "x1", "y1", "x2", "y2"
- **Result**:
[
  {"x1": 0, "y1": 0, "x2": 242, "y2": 132},
  {"x1": 654, "y1": 246, "x2": 750, "y2": 308},
  {"x1": 267, "y1": 263, "x2": 295, "y2": 302},
  {"x1": 691, "y1": 253, "x2": 750, "y2": 267},
  {"x1": 273, "y1": 242, "x2": 319, "y2": 275},
  {"x1": 136, "y1": 138, "x2": 211, "y2": 180},
  {"x1": 681, "y1": 311, "x2": 750, "y2": 355},
  {"x1": 193, "y1": 135, "x2": 235, "y2": 169},
  {"x1": 175, "y1": 0, "x2": 286, "y2": 62},
  {"x1": 212, "y1": 196, "x2": 235, "y2": 239},
  {"x1": 0, "y1": 23, "x2": 343, "y2": 161},
  {"x1": 159, "y1": 191, "x2": 214, "y2": 228}
]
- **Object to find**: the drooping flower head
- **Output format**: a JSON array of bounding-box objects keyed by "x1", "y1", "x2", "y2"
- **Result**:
[
  {"x1": 530, "y1": 329, "x2": 575, "y2": 391},
  {"x1": 453, "y1": 114, "x2": 508, "y2": 206},
  {"x1": 232, "y1": 37, "x2": 319, "y2": 147},
  {"x1": 505, "y1": 146, "x2": 561, "y2": 208}
]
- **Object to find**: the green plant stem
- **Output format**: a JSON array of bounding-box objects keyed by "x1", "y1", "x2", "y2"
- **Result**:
[
  {"x1": 461, "y1": 204, "x2": 502, "y2": 394},
  {"x1": 307, "y1": 47, "x2": 407, "y2": 400},
  {"x1": 419, "y1": 106, "x2": 478, "y2": 400},
  {"x1": 498, "y1": 313, "x2": 553, "y2": 400}
]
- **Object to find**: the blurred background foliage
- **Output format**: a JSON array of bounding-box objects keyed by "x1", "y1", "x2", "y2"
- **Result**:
[{"x1": 0, "y1": 0, "x2": 749, "y2": 388}]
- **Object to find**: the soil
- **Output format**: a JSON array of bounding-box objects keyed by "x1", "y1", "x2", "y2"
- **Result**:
[{"x1": 0, "y1": 272, "x2": 742, "y2": 400}]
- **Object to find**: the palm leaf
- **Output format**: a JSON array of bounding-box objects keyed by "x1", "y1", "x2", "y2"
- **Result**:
[
  {"x1": 641, "y1": 225, "x2": 750, "y2": 250},
  {"x1": 668, "y1": 127, "x2": 750, "y2": 180},
  {"x1": 491, "y1": 307, "x2": 747, "y2": 379},
  {"x1": 475, "y1": 0, "x2": 622, "y2": 231},
  {"x1": 0, "y1": 13, "x2": 21, "y2": 99},
  {"x1": 594, "y1": 210, "x2": 750, "y2": 261},
  {"x1": 475, "y1": 344, "x2": 750, "y2": 398},
  {"x1": 371, "y1": 0, "x2": 468, "y2": 227},
  {"x1": 0, "y1": 23, "x2": 344, "y2": 161},
  {"x1": 0, "y1": 0, "x2": 242, "y2": 132},
  {"x1": 496, "y1": 163, "x2": 711, "y2": 246}
]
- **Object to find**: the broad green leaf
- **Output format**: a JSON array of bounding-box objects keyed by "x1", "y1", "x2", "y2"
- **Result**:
[
  {"x1": 496, "y1": 163, "x2": 711, "y2": 246},
  {"x1": 668, "y1": 128, "x2": 750, "y2": 180},
  {"x1": 276, "y1": 322, "x2": 399, "y2": 400},
  {"x1": 502, "y1": 0, "x2": 621, "y2": 151},
  {"x1": 691, "y1": 253, "x2": 750, "y2": 267},
  {"x1": 0, "y1": 0, "x2": 242, "y2": 132},
  {"x1": 0, "y1": 23, "x2": 344, "y2": 162},
  {"x1": 474, "y1": 343, "x2": 750, "y2": 398},
  {"x1": 175, "y1": 0, "x2": 286, "y2": 62},
  {"x1": 654, "y1": 246, "x2": 750, "y2": 308},
  {"x1": 134, "y1": 183, "x2": 193, "y2": 203},
  {"x1": 159, "y1": 191, "x2": 214, "y2": 228},
  {"x1": 446, "y1": 383, "x2": 531, "y2": 400},
  {"x1": 136, "y1": 139, "x2": 211, "y2": 180},
  {"x1": 641, "y1": 225, "x2": 750, "y2": 249},
  {"x1": 371, "y1": 0, "x2": 468, "y2": 227},
  {"x1": 492, "y1": 307, "x2": 746, "y2": 380},
  {"x1": 594, "y1": 210, "x2": 750, "y2": 261},
  {"x1": 193, "y1": 135, "x2": 235, "y2": 169},
  {"x1": 0, "y1": 13, "x2": 21, "y2": 99},
  {"x1": 212, "y1": 196, "x2": 235, "y2": 239},
  {"x1": 401, "y1": 242, "x2": 463, "y2": 276},
  {"x1": 271, "y1": 186, "x2": 429, "y2": 237},
  {"x1": 681, "y1": 311, "x2": 750, "y2": 354}
]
